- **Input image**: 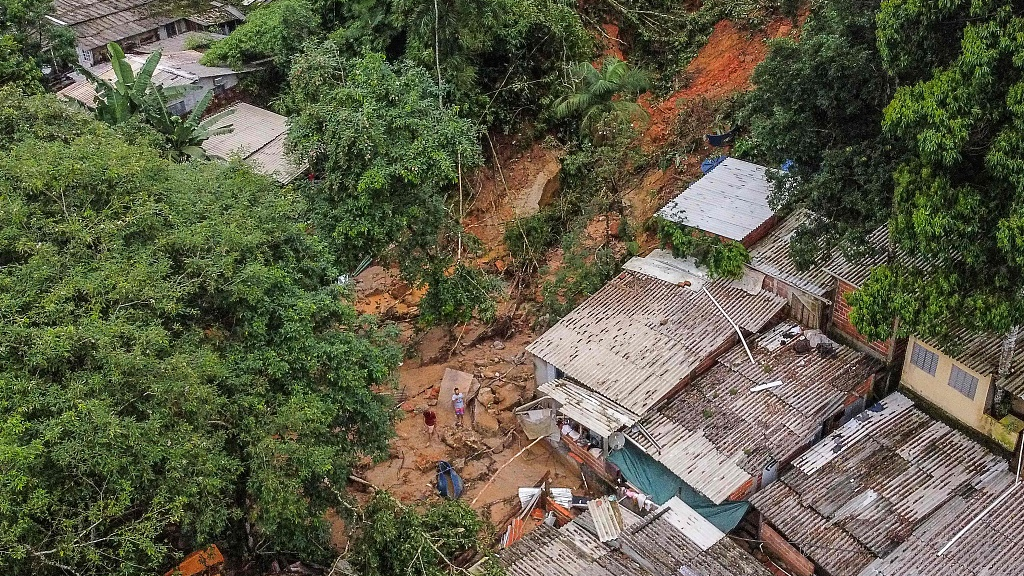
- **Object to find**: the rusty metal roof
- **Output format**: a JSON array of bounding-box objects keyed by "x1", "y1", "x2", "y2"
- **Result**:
[
  {"x1": 538, "y1": 379, "x2": 638, "y2": 437},
  {"x1": 527, "y1": 270, "x2": 786, "y2": 416},
  {"x1": 617, "y1": 498, "x2": 772, "y2": 576},
  {"x1": 751, "y1": 392, "x2": 1008, "y2": 576},
  {"x1": 657, "y1": 158, "x2": 775, "y2": 243},
  {"x1": 747, "y1": 209, "x2": 834, "y2": 297},
  {"x1": 52, "y1": 0, "x2": 242, "y2": 51},
  {"x1": 627, "y1": 322, "x2": 879, "y2": 504}
]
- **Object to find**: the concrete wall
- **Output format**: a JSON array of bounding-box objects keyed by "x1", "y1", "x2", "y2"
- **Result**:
[{"x1": 901, "y1": 336, "x2": 993, "y2": 435}]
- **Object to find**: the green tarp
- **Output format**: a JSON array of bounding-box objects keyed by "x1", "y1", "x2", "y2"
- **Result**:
[{"x1": 606, "y1": 441, "x2": 749, "y2": 533}]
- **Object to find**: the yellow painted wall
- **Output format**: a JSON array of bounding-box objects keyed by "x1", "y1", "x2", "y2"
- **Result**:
[{"x1": 901, "y1": 336, "x2": 993, "y2": 434}]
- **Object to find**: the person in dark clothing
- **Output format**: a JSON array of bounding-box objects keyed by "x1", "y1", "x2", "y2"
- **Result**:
[{"x1": 423, "y1": 409, "x2": 437, "y2": 444}]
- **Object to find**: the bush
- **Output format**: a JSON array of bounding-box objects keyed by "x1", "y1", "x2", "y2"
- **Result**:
[
  {"x1": 657, "y1": 217, "x2": 750, "y2": 279},
  {"x1": 418, "y1": 263, "x2": 501, "y2": 326}
]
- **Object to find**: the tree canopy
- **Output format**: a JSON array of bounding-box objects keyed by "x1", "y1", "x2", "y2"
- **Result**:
[
  {"x1": 0, "y1": 0, "x2": 74, "y2": 92},
  {"x1": 849, "y1": 0, "x2": 1024, "y2": 340},
  {"x1": 0, "y1": 89, "x2": 401, "y2": 576}
]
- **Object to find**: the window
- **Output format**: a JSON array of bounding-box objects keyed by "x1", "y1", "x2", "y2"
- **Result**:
[
  {"x1": 910, "y1": 342, "x2": 939, "y2": 376},
  {"x1": 164, "y1": 23, "x2": 178, "y2": 37},
  {"x1": 948, "y1": 365, "x2": 979, "y2": 399}
]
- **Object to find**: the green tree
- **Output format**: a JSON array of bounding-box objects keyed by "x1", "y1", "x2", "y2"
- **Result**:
[
  {"x1": 0, "y1": 0, "x2": 74, "y2": 92},
  {"x1": 347, "y1": 492, "x2": 493, "y2": 576},
  {"x1": 147, "y1": 90, "x2": 236, "y2": 161},
  {"x1": 552, "y1": 57, "x2": 651, "y2": 137},
  {"x1": 0, "y1": 88, "x2": 401, "y2": 576},
  {"x1": 849, "y1": 0, "x2": 1024, "y2": 340},
  {"x1": 285, "y1": 45, "x2": 495, "y2": 324},
  {"x1": 738, "y1": 0, "x2": 900, "y2": 263}
]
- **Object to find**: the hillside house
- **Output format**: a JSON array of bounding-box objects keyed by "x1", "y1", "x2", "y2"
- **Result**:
[
  {"x1": 57, "y1": 46, "x2": 244, "y2": 116},
  {"x1": 202, "y1": 103, "x2": 307, "y2": 184},
  {"x1": 624, "y1": 322, "x2": 880, "y2": 506},
  {"x1": 499, "y1": 497, "x2": 772, "y2": 576},
  {"x1": 49, "y1": 0, "x2": 243, "y2": 67},
  {"x1": 749, "y1": 392, "x2": 1019, "y2": 576},
  {"x1": 902, "y1": 331, "x2": 1024, "y2": 450},
  {"x1": 657, "y1": 157, "x2": 777, "y2": 248}
]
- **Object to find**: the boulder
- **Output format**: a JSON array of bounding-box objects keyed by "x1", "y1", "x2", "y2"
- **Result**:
[
  {"x1": 483, "y1": 436, "x2": 505, "y2": 454},
  {"x1": 491, "y1": 340, "x2": 506, "y2": 350},
  {"x1": 477, "y1": 387, "x2": 496, "y2": 407},
  {"x1": 495, "y1": 383, "x2": 523, "y2": 410},
  {"x1": 461, "y1": 458, "x2": 490, "y2": 481},
  {"x1": 496, "y1": 411, "x2": 517, "y2": 432},
  {"x1": 474, "y1": 407, "x2": 501, "y2": 433}
]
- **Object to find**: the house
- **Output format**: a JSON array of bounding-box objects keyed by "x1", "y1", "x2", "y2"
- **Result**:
[
  {"x1": 624, "y1": 322, "x2": 880, "y2": 505},
  {"x1": 57, "y1": 46, "x2": 243, "y2": 116},
  {"x1": 746, "y1": 209, "x2": 834, "y2": 329},
  {"x1": 657, "y1": 157, "x2": 777, "y2": 248},
  {"x1": 748, "y1": 392, "x2": 1016, "y2": 576},
  {"x1": 498, "y1": 497, "x2": 773, "y2": 576},
  {"x1": 822, "y1": 224, "x2": 926, "y2": 361},
  {"x1": 527, "y1": 258, "x2": 786, "y2": 483},
  {"x1": 49, "y1": 0, "x2": 243, "y2": 67},
  {"x1": 202, "y1": 102, "x2": 306, "y2": 184},
  {"x1": 902, "y1": 330, "x2": 1024, "y2": 450}
]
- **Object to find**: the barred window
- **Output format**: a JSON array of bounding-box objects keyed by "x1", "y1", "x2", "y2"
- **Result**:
[
  {"x1": 910, "y1": 342, "x2": 939, "y2": 376},
  {"x1": 948, "y1": 365, "x2": 979, "y2": 399}
]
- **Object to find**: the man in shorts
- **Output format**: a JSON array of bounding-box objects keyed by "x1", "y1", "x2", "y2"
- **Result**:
[
  {"x1": 423, "y1": 408, "x2": 437, "y2": 444},
  {"x1": 452, "y1": 387, "x2": 465, "y2": 427}
]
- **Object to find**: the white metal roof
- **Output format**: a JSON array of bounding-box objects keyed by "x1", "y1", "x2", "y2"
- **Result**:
[
  {"x1": 657, "y1": 157, "x2": 775, "y2": 243},
  {"x1": 660, "y1": 497, "x2": 725, "y2": 551},
  {"x1": 538, "y1": 379, "x2": 638, "y2": 437}
]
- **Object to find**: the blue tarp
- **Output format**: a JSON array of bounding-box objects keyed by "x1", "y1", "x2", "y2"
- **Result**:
[{"x1": 606, "y1": 441, "x2": 749, "y2": 533}]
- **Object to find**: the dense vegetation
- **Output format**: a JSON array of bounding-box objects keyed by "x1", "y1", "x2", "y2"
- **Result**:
[{"x1": 5, "y1": 0, "x2": 1024, "y2": 573}]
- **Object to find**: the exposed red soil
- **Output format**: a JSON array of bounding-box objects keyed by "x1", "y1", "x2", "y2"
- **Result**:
[{"x1": 642, "y1": 17, "x2": 800, "y2": 148}]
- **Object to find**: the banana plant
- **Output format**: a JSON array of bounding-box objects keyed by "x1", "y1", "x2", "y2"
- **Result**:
[
  {"x1": 147, "y1": 89, "x2": 235, "y2": 162},
  {"x1": 79, "y1": 42, "x2": 190, "y2": 125}
]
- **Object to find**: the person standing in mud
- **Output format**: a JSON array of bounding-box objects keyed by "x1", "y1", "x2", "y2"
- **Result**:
[
  {"x1": 452, "y1": 387, "x2": 465, "y2": 427},
  {"x1": 423, "y1": 408, "x2": 437, "y2": 444}
]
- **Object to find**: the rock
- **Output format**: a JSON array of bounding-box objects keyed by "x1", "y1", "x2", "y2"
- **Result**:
[
  {"x1": 491, "y1": 340, "x2": 506, "y2": 350},
  {"x1": 496, "y1": 411, "x2": 517, "y2": 432},
  {"x1": 400, "y1": 401, "x2": 416, "y2": 413},
  {"x1": 474, "y1": 407, "x2": 501, "y2": 433},
  {"x1": 477, "y1": 387, "x2": 495, "y2": 407},
  {"x1": 427, "y1": 399, "x2": 438, "y2": 407},
  {"x1": 495, "y1": 383, "x2": 523, "y2": 410},
  {"x1": 483, "y1": 436, "x2": 505, "y2": 454},
  {"x1": 474, "y1": 359, "x2": 490, "y2": 367}
]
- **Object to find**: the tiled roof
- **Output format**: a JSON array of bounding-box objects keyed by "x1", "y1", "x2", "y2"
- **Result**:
[
  {"x1": 657, "y1": 158, "x2": 775, "y2": 243},
  {"x1": 750, "y1": 393, "x2": 1007, "y2": 576},
  {"x1": 203, "y1": 103, "x2": 306, "y2": 184},
  {"x1": 747, "y1": 209, "x2": 834, "y2": 297},
  {"x1": 627, "y1": 322, "x2": 880, "y2": 504},
  {"x1": 526, "y1": 270, "x2": 787, "y2": 416}
]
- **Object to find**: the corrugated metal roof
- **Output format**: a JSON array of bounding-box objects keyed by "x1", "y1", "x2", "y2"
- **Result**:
[
  {"x1": 538, "y1": 379, "x2": 638, "y2": 437},
  {"x1": 622, "y1": 249, "x2": 709, "y2": 289},
  {"x1": 751, "y1": 392, "x2": 1008, "y2": 576},
  {"x1": 747, "y1": 209, "x2": 834, "y2": 297},
  {"x1": 526, "y1": 270, "x2": 786, "y2": 416},
  {"x1": 822, "y1": 224, "x2": 931, "y2": 289},
  {"x1": 627, "y1": 322, "x2": 880, "y2": 504},
  {"x1": 57, "y1": 51, "x2": 237, "y2": 109},
  {"x1": 52, "y1": 0, "x2": 241, "y2": 50},
  {"x1": 500, "y1": 496, "x2": 771, "y2": 576},
  {"x1": 588, "y1": 498, "x2": 625, "y2": 543},
  {"x1": 657, "y1": 158, "x2": 775, "y2": 242},
  {"x1": 203, "y1": 103, "x2": 306, "y2": 184}
]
